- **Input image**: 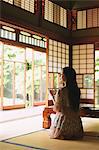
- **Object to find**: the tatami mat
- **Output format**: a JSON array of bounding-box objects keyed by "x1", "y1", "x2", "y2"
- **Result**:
[
  {"x1": 2, "y1": 129, "x2": 99, "y2": 150},
  {"x1": 0, "y1": 141, "x2": 34, "y2": 150},
  {"x1": 1, "y1": 111, "x2": 99, "y2": 150}
]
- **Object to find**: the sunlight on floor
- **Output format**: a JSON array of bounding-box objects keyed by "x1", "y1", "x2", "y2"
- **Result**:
[{"x1": 0, "y1": 106, "x2": 45, "y2": 141}]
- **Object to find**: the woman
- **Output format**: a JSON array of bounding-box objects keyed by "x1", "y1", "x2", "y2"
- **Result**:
[{"x1": 49, "y1": 67, "x2": 84, "y2": 139}]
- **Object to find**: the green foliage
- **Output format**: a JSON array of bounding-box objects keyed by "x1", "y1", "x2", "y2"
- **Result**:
[
  {"x1": 8, "y1": 53, "x2": 16, "y2": 59},
  {"x1": 96, "y1": 79, "x2": 99, "y2": 85},
  {"x1": 4, "y1": 62, "x2": 12, "y2": 87},
  {"x1": 3, "y1": 62, "x2": 13, "y2": 97},
  {"x1": 26, "y1": 61, "x2": 32, "y2": 70},
  {"x1": 84, "y1": 74, "x2": 93, "y2": 88},
  {"x1": 95, "y1": 58, "x2": 99, "y2": 72},
  {"x1": 54, "y1": 73, "x2": 58, "y2": 88}
]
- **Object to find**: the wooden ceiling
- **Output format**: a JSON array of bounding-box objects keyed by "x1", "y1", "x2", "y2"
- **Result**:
[{"x1": 50, "y1": 0, "x2": 99, "y2": 10}]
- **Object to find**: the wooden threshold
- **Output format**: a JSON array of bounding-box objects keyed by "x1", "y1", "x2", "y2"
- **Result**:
[{"x1": 2, "y1": 104, "x2": 25, "y2": 110}]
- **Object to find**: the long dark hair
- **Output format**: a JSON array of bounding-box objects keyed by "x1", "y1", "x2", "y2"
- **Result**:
[{"x1": 63, "y1": 67, "x2": 80, "y2": 111}]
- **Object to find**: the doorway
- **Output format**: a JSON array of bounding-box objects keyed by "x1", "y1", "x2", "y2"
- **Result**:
[
  {"x1": 95, "y1": 50, "x2": 99, "y2": 107},
  {"x1": 0, "y1": 42, "x2": 47, "y2": 110}
]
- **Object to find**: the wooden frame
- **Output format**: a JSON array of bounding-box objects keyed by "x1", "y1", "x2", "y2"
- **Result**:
[
  {"x1": 72, "y1": 44, "x2": 95, "y2": 106},
  {"x1": 44, "y1": 0, "x2": 67, "y2": 28},
  {"x1": 0, "y1": 40, "x2": 47, "y2": 110},
  {"x1": 2, "y1": 0, "x2": 35, "y2": 14},
  {"x1": 77, "y1": 8, "x2": 99, "y2": 30}
]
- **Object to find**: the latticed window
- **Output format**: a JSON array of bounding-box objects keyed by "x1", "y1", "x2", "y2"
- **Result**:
[
  {"x1": 19, "y1": 31, "x2": 47, "y2": 48},
  {"x1": 48, "y1": 39, "x2": 69, "y2": 101},
  {"x1": 77, "y1": 8, "x2": 99, "y2": 29},
  {"x1": 72, "y1": 44, "x2": 94, "y2": 105},
  {"x1": 48, "y1": 39, "x2": 69, "y2": 73},
  {"x1": 0, "y1": 42, "x2": 47, "y2": 108},
  {"x1": 3, "y1": 0, "x2": 13, "y2": 4},
  {"x1": 0, "y1": 25, "x2": 47, "y2": 48},
  {"x1": 44, "y1": 0, "x2": 67, "y2": 28},
  {"x1": 87, "y1": 8, "x2": 99, "y2": 28},
  {"x1": 77, "y1": 10, "x2": 86, "y2": 29},
  {"x1": 3, "y1": 0, "x2": 35, "y2": 13},
  {"x1": 0, "y1": 26, "x2": 16, "y2": 41}
]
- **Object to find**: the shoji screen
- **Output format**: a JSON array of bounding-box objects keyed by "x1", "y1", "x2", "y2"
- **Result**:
[
  {"x1": 72, "y1": 44, "x2": 94, "y2": 103},
  {"x1": 77, "y1": 10, "x2": 86, "y2": 29},
  {"x1": 3, "y1": 0, "x2": 35, "y2": 13},
  {"x1": 48, "y1": 39, "x2": 69, "y2": 73},
  {"x1": 87, "y1": 8, "x2": 99, "y2": 28},
  {"x1": 77, "y1": 8, "x2": 99, "y2": 29},
  {"x1": 44, "y1": 0, "x2": 67, "y2": 28}
]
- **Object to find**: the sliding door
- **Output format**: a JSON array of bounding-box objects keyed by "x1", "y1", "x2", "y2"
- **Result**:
[
  {"x1": 0, "y1": 42, "x2": 47, "y2": 109},
  {"x1": 95, "y1": 50, "x2": 99, "y2": 107},
  {"x1": 3, "y1": 44, "x2": 25, "y2": 107}
]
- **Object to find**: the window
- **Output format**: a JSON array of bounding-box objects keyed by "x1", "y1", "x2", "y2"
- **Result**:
[
  {"x1": 0, "y1": 25, "x2": 47, "y2": 49},
  {"x1": 3, "y1": 0, "x2": 35, "y2": 13},
  {"x1": 83, "y1": 74, "x2": 94, "y2": 88},
  {"x1": 3, "y1": 0, "x2": 13, "y2": 4},
  {"x1": 44, "y1": 0, "x2": 67, "y2": 28},
  {"x1": 48, "y1": 39, "x2": 69, "y2": 73},
  {"x1": 3, "y1": 44, "x2": 25, "y2": 106},
  {"x1": 72, "y1": 44, "x2": 94, "y2": 105},
  {"x1": 95, "y1": 51, "x2": 99, "y2": 106},
  {"x1": 77, "y1": 10, "x2": 86, "y2": 29},
  {"x1": 0, "y1": 42, "x2": 47, "y2": 108},
  {"x1": 0, "y1": 26, "x2": 16, "y2": 41},
  {"x1": 19, "y1": 31, "x2": 47, "y2": 48},
  {"x1": 21, "y1": 0, "x2": 34, "y2": 13},
  {"x1": 48, "y1": 39, "x2": 69, "y2": 102},
  {"x1": 0, "y1": 42, "x2": 3, "y2": 108},
  {"x1": 33, "y1": 51, "x2": 46, "y2": 103},
  {"x1": 48, "y1": 72, "x2": 61, "y2": 101},
  {"x1": 77, "y1": 8, "x2": 99, "y2": 29},
  {"x1": 87, "y1": 8, "x2": 99, "y2": 28}
]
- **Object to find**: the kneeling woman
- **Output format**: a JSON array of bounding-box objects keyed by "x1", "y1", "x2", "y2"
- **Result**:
[{"x1": 49, "y1": 67, "x2": 84, "y2": 139}]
